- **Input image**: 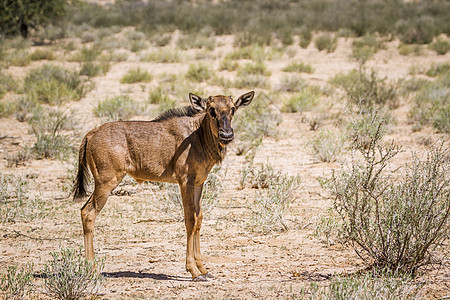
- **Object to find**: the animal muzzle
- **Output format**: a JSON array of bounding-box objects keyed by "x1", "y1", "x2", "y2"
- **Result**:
[{"x1": 218, "y1": 129, "x2": 234, "y2": 144}]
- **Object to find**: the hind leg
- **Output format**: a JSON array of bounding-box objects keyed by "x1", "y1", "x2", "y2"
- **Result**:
[{"x1": 81, "y1": 174, "x2": 124, "y2": 260}]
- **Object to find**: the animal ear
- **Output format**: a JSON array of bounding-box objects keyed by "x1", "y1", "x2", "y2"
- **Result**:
[
  {"x1": 189, "y1": 93, "x2": 206, "y2": 111},
  {"x1": 235, "y1": 91, "x2": 255, "y2": 109}
]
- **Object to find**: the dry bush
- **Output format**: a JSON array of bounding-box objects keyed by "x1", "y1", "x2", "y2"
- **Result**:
[
  {"x1": 328, "y1": 112, "x2": 449, "y2": 274},
  {"x1": 0, "y1": 264, "x2": 34, "y2": 300},
  {"x1": 94, "y1": 95, "x2": 145, "y2": 123}
]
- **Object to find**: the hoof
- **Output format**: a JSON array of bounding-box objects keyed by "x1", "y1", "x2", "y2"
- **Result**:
[
  {"x1": 204, "y1": 272, "x2": 214, "y2": 279},
  {"x1": 193, "y1": 274, "x2": 209, "y2": 282}
]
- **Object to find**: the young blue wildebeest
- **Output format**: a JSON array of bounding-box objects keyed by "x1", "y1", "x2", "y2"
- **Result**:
[{"x1": 73, "y1": 91, "x2": 255, "y2": 281}]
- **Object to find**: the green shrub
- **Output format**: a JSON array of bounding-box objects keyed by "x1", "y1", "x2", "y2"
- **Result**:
[
  {"x1": 68, "y1": 46, "x2": 101, "y2": 62},
  {"x1": 410, "y1": 80, "x2": 449, "y2": 133},
  {"x1": 225, "y1": 45, "x2": 269, "y2": 61},
  {"x1": 0, "y1": 264, "x2": 34, "y2": 300},
  {"x1": 143, "y1": 50, "x2": 181, "y2": 63},
  {"x1": 299, "y1": 28, "x2": 312, "y2": 49},
  {"x1": 276, "y1": 75, "x2": 307, "y2": 93},
  {"x1": 315, "y1": 33, "x2": 337, "y2": 52},
  {"x1": 233, "y1": 75, "x2": 269, "y2": 89},
  {"x1": 237, "y1": 61, "x2": 271, "y2": 77},
  {"x1": 4, "y1": 50, "x2": 31, "y2": 66},
  {"x1": 219, "y1": 57, "x2": 238, "y2": 71},
  {"x1": 428, "y1": 37, "x2": 450, "y2": 55},
  {"x1": 43, "y1": 248, "x2": 105, "y2": 300},
  {"x1": 282, "y1": 61, "x2": 313, "y2": 74},
  {"x1": 0, "y1": 72, "x2": 18, "y2": 100},
  {"x1": 425, "y1": 62, "x2": 450, "y2": 77},
  {"x1": 328, "y1": 112, "x2": 449, "y2": 274},
  {"x1": 395, "y1": 16, "x2": 437, "y2": 44},
  {"x1": 28, "y1": 107, "x2": 77, "y2": 159},
  {"x1": 120, "y1": 67, "x2": 152, "y2": 84},
  {"x1": 94, "y1": 95, "x2": 144, "y2": 122},
  {"x1": 330, "y1": 69, "x2": 398, "y2": 109},
  {"x1": 177, "y1": 33, "x2": 216, "y2": 50},
  {"x1": 282, "y1": 87, "x2": 320, "y2": 113},
  {"x1": 24, "y1": 64, "x2": 90, "y2": 104},
  {"x1": 185, "y1": 63, "x2": 212, "y2": 82},
  {"x1": 29, "y1": 48, "x2": 55, "y2": 61}
]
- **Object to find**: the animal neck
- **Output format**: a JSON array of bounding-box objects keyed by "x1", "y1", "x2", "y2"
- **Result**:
[{"x1": 196, "y1": 114, "x2": 226, "y2": 163}]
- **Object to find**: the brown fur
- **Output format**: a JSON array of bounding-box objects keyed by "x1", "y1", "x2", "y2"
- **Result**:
[{"x1": 73, "y1": 91, "x2": 254, "y2": 280}]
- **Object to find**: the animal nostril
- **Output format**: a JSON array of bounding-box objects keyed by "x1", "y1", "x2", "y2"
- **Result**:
[{"x1": 219, "y1": 130, "x2": 234, "y2": 139}]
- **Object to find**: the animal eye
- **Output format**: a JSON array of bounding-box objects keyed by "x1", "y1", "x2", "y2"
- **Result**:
[{"x1": 209, "y1": 107, "x2": 216, "y2": 118}]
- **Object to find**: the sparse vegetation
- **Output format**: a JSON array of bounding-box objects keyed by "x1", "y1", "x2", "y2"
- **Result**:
[
  {"x1": 308, "y1": 129, "x2": 346, "y2": 163},
  {"x1": 428, "y1": 37, "x2": 450, "y2": 55},
  {"x1": 327, "y1": 112, "x2": 450, "y2": 274},
  {"x1": 185, "y1": 63, "x2": 212, "y2": 82},
  {"x1": 281, "y1": 87, "x2": 320, "y2": 113},
  {"x1": 94, "y1": 95, "x2": 144, "y2": 122},
  {"x1": 282, "y1": 61, "x2": 313, "y2": 74},
  {"x1": 43, "y1": 248, "x2": 105, "y2": 300},
  {"x1": 315, "y1": 33, "x2": 337, "y2": 53},
  {"x1": 24, "y1": 64, "x2": 91, "y2": 105},
  {"x1": 120, "y1": 67, "x2": 152, "y2": 84},
  {"x1": 0, "y1": 264, "x2": 34, "y2": 300}
]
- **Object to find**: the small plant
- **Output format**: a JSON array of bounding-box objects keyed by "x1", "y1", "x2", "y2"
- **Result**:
[
  {"x1": 43, "y1": 248, "x2": 105, "y2": 300},
  {"x1": 237, "y1": 61, "x2": 271, "y2": 77},
  {"x1": 241, "y1": 163, "x2": 280, "y2": 189},
  {"x1": 330, "y1": 68, "x2": 398, "y2": 109},
  {"x1": 185, "y1": 63, "x2": 212, "y2": 82},
  {"x1": 233, "y1": 75, "x2": 269, "y2": 89},
  {"x1": 428, "y1": 37, "x2": 450, "y2": 55},
  {"x1": 351, "y1": 34, "x2": 385, "y2": 64},
  {"x1": 314, "y1": 33, "x2": 337, "y2": 52},
  {"x1": 0, "y1": 72, "x2": 18, "y2": 99},
  {"x1": 247, "y1": 167, "x2": 300, "y2": 232},
  {"x1": 28, "y1": 106, "x2": 77, "y2": 159},
  {"x1": 94, "y1": 95, "x2": 144, "y2": 123},
  {"x1": 5, "y1": 148, "x2": 32, "y2": 167},
  {"x1": 301, "y1": 271, "x2": 422, "y2": 299},
  {"x1": 282, "y1": 61, "x2": 313, "y2": 74},
  {"x1": 425, "y1": 62, "x2": 449, "y2": 77},
  {"x1": 308, "y1": 129, "x2": 346, "y2": 163},
  {"x1": 328, "y1": 111, "x2": 449, "y2": 274},
  {"x1": 143, "y1": 50, "x2": 181, "y2": 63},
  {"x1": 0, "y1": 264, "x2": 34, "y2": 300},
  {"x1": 0, "y1": 172, "x2": 44, "y2": 223},
  {"x1": 29, "y1": 48, "x2": 55, "y2": 61},
  {"x1": 219, "y1": 57, "x2": 238, "y2": 71},
  {"x1": 281, "y1": 87, "x2": 320, "y2": 113},
  {"x1": 4, "y1": 50, "x2": 31, "y2": 66},
  {"x1": 409, "y1": 78, "x2": 449, "y2": 133},
  {"x1": 276, "y1": 75, "x2": 307, "y2": 93},
  {"x1": 120, "y1": 67, "x2": 153, "y2": 84}
]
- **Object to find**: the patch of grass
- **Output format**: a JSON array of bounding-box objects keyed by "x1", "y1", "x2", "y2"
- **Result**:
[
  {"x1": 43, "y1": 248, "x2": 105, "y2": 300},
  {"x1": 0, "y1": 172, "x2": 44, "y2": 223},
  {"x1": 225, "y1": 45, "x2": 271, "y2": 61},
  {"x1": 0, "y1": 264, "x2": 34, "y2": 300},
  {"x1": 0, "y1": 72, "x2": 19, "y2": 100},
  {"x1": 24, "y1": 64, "x2": 91, "y2": 105},
  {"x1": 5, "y1": 148, "x2": 33, "y2": 168},
  {"x1": 300, "y1": 271, "x2": 422, "y2": 299},
  {"x1": 299, "y1": 27, "x2": 312, "y2": 49},
  {"x1": 328, "y1": 110, "x2": 450, "y2": 274},
  {"x1": 219, "y1": 57, "x2": 238, "y2": 71},
  {"x1": 142, "y1": 49, "x2": 182, "y2": 63},
  {"x1": 351, "y1": 34, "x2": 385, "y2": 64},
  {"x1": 428, "y1": 37, "x2": 450, "y2": 55},
  {"x1": 282, "y1": 61, "x2": 313, "y2": 74},
  {"x1": 177, "y1": 33, "x2": 216, "y2": 51},
  {"x1": 233, "y1": 75, "x2": 269, "y2": 89},
  {"x1": 308, "y1": 129, "x2": 346, "y2": 163},
  {"x1": 330, "y1": 68, "x2": 399, "y2": 109},
  {"x1": 4, "y1": 50, "x2": 31, "y2": 66},
  {"x1": 120, "y1": 67, "x2": 152, "y2": 84},
  {"x1": 281, "y1": 87, "x2": 320, "y2": 113},
  {"x1": 237, "y1": 61, "x2": 271, "y2": 77},
  {"x1": 246, "y1": 165, "x2": 300, "y2": 232},
  {"x1": 94, "y1": 95, "x2": 144, "y2": 122},
  {"x1": 409, "y1": 79, "x2": 449, "y2": 133},
  {"x1": 185, "y1": 63, "x2": 212, "y2": 82},
  {"x1": 29, "y1": 48, "x2": 55, "y2": 61},
  {"x1": 276, "y1": 75, "x2": 307, "y2": 93},
  {"x1": 314, "y1": 33, "x2": 337, "y2": 52},
  {"x1": 68, "y1": 46, "x2": 101, "y2": 62},
  {"x1": 129, "y1": 40, "x2": 147, "y2": 52},
  {"x1": 425, "y1": 62, "x2": 450, "y2": 77}
]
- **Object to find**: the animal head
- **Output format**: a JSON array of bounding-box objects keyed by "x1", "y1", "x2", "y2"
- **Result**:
[{"x1": 189, "y1": 91, "x2": 255, "y2": 145}]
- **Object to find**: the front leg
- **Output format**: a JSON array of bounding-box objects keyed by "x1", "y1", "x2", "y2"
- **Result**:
[
  {"x1": 193, "y1": 184, "x2": 211, "y2": 277},
  {"x1": 179, "y1": 182, "x2": 202, "y2": 280}
]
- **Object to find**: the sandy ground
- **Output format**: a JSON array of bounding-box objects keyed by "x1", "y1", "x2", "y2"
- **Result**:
[{"x1": 0, "y1": 33, "x2": 449, "y2": 299}]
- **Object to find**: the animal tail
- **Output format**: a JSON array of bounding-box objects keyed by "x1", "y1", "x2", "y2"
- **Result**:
[{"x1": 73, "y1": 135, "x2": 90, "y2": 201}]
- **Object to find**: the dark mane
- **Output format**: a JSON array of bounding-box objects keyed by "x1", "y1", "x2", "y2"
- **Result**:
[{"x1": 152, "y1": 105, "x2": 202, "y2": 122}]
